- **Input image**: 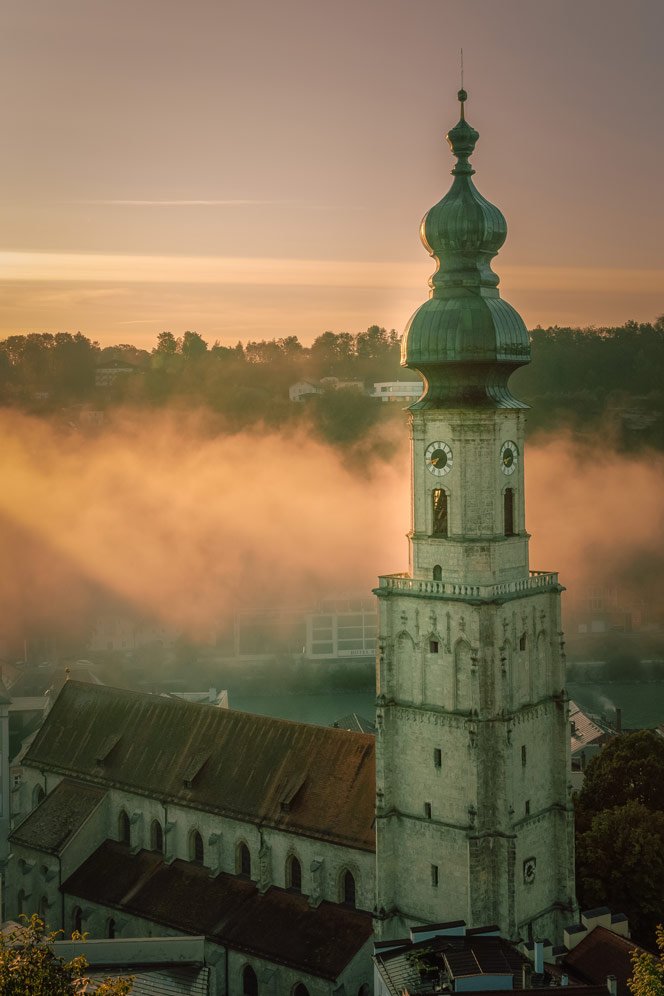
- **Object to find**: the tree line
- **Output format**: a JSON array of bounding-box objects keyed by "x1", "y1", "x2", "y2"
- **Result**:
[{"x1": 1, "y1": 317, "x2": 663, "y2": 449}]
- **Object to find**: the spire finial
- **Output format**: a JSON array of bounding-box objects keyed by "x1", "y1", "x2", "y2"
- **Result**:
[{"x1": 459, "y1": 50, "x2": 467, "y2": 120}]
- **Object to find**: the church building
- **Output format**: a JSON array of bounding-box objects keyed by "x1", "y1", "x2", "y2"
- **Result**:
[{"x1": 2, "y1": 91, "x2": 576, "y2": 992}]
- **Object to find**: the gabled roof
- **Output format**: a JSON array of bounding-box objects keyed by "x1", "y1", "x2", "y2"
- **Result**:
[
  {"x1": 563, "y1": 926, "x2": 648, "y2": 996},
  {"x1": 25, "y1": 682, "x2": 375, "y2": 850},
  {"x1": 10, "y1": 779, "x2": 106, "y2": 854},
  {"x1": 63, "y1": 840, "x2": 373, "y2": 981},
  {"x1": 569, "y1": 701, "x2": 616, "y2": 754}
]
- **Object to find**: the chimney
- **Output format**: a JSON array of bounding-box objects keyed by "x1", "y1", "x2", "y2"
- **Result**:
[
  {"x1": 615, "y1": 708, "x2": 622, "y2": 733},
  {"x1": 607, "y1": 976, "x2": 617, "y2": 996},
  {"x1": 534, "y1": 941, "x2": 544, "y2": 975}
]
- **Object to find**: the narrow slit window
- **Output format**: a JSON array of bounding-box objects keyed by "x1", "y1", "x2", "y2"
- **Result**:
[
  {"x1": 521, "y1": 745, "x2": 527, "y2": 767},
  {"x1": 432, "y1": 489, "x2": 448, "y2": 537},
  {"x1": 504, "y1": 488, "x2": 515, "y2": 537},
  {"x1": 433, "y1": 748, "x2": 442, "y2": 768},
  {"x1": 519, "y1": 632, "x2": 527, "y2": 651},
  {"x1": 525, "y1": 800, "x2": 530, "y2": 816},
  {"x1": 431, "y1": 864, "x2": 439, "y2": 887},
  {"x1": 429, "y1": 639, "x2": 439, "y2": 654},
  {"x1": 424, "y1": 802, "x2": 432, "y2": 819}
]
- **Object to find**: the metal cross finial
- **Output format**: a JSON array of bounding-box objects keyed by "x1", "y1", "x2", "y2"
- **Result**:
[{"x1": 461, "y1": 48, "x2": 464, "y2": 89}]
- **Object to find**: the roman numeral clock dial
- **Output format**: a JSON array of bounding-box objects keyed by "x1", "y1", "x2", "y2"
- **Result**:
[{"x1": 425, "y1": 441, "x2": 453, "y2": 476}]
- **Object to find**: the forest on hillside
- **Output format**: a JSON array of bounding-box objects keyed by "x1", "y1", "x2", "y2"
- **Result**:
[{"x1": 1, "y1": 318, "x2": 663, "y2": 449}]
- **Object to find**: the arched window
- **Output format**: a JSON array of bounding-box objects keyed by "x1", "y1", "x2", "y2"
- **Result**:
[
  {"x1": 342, "y1": 869, "x2": 356, "y2": 907},
  {"x1": 358, "y1": 986, "x2": 370, "y2": 996},
  {"x1": 190, "y1": 830, "x2": 204, "y2": 865},
  {"x1": 242, "y1": 965, "x2": 258, "y2": 995},
  {"x1": 519, "y1": 632, "x2": 527, "y2": 652},
  {"x1": 292, "y1": 986, "x2": 310, "y2": 996},
  {"x1": 33, "y1": 784, "x2": 45, "y2": 808},
  {"x1": 287, "y1": 854, "x2": 302, "y2": 892},
  {"x1": 72, "y1": 906, "x2": 82, "y2": 934},
  {"x1": 118, "y1": 809, "x2": 130, "y2": 845},
  {"x1": 107, "y1": 918, "x2": 116, "y2": 939},
  {"x1": 237, "y1": 841, "x2": 251, "y2": 878},
  {"x1": 150, "y1": 819, "x2": 163, "y2": 853},
  {"x1": 432, "y1": 488, "x2": 448, "y2": 536},
  {"x1": 504, "y1": 488, "x2": 515, "y2": 537},
  {"x1": 433, "y1": 564, "x2": 442, "y2": 582}
]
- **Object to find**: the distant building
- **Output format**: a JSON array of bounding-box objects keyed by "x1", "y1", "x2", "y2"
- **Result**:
[
  {"x1": 95, "y1": 359, "x2": 138, "y2": 388},
  {"x1": 569, "y1": 701, "x2": 617, "y2": 790},
  {"x1": 289, "y1": 379, "x2": 321, "y2": 402},
  {"x1": 288, "y1": 377, "x2": 365, "y2": 402},
  {"x1": 371, "y1": 380, "x2": 423, "y2": 403}
]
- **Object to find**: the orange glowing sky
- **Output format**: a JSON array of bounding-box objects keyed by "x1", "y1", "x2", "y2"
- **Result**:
[{"x1": 1, "y1": 0, "x2": 662, "y2": 347}]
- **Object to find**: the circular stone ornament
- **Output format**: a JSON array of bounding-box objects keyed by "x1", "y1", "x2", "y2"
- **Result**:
[
  {"x1": 425, "y1": 441, "x2": 453, "y2": 476},
  {"x1": 500, "y1": 440, "x2": 518, "y2": 475}
]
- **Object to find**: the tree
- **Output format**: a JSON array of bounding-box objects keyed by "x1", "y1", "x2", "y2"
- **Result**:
[
  {"x1": 629, "y1": 925, "x2": 664, "y2": 996},
  {"x1": 180, "y1": 331, "x2": 208, "y2": 360},
  {"x1": 576, "y1": 801, "x2": 664, "y2": 947},
  {"x1": 0, "y1": 915, "x2": 132, "y2": 994},
  {"x1": 577, "y1": 731, "x2": 664, "y2": 821}
]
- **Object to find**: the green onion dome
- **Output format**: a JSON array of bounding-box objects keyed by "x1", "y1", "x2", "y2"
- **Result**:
[{"x1": 403, "y1": 90, "x2": 530, "y2": 408}]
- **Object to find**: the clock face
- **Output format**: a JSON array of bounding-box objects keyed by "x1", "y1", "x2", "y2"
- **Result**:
[
  {"x1": 523, "y1": 857, "x2": 536, "y2": 884},
  {"x1": 425, "y1": 441, "x2": 453, "y2": 477},
  {"x1": 500, "y1": 440, "x2": 518, "y2": 476}
]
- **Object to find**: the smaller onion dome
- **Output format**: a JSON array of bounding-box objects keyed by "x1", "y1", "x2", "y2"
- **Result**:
[{"x1": 402, "y1": 90, "x2": 530, "y2": 409}]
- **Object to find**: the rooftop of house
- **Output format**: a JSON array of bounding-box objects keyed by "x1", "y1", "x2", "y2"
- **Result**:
[
  {"x1": 569, "y1": 701, "x2": 616, "y2": 755},
  {"x1": 332, "y1": 713, "x2": 376, "y2": 735},
  {"x1": 63, "y1": 840, "x2": 373, "y2": 981},
  {"x1": 24, "y1": 681, "x2": 376, "y2": 851},
  {"x1": 562, "y1": 925, "x2": 650, "y2": 996},
  {"x1": 10, "y1": 779, "x2": 106, "y2": 855},
  {"x1": 374, "y1": 926, "x2": 613, "y2": 996}
]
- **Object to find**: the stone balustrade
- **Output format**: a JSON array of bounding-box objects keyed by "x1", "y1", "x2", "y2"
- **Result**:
[{"x1": 377, "y1": 570, "x2": 559, "y2": 601}]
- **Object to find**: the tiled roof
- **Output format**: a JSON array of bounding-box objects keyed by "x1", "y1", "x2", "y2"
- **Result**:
[
  {"x1": 64, "y1": 841, "x2": 373, "y2": 980},
  {"x1": 569, "y1": 701, "x2": 615, "y2": 754},
  {"x1": 25, "y1": 682, "x2": 375, "y2": 851},
  {"x1": 10, "y1": 779, "x2": 106, "y2": 854},
  {"x1": 563, "y1": 926, "x2": 648, "y2": 996}
]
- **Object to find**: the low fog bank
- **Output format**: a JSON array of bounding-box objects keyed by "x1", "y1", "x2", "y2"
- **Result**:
[{"x1": 1, "y1": 408, "x2": 663, "y2": 683}]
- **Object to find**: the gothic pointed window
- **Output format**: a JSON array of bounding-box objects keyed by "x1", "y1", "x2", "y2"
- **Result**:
[
  {"x1": 287, "y1": 854, "x2": 302, "y2": 892},
  {"x1": 292, "y1": 985, "x2": 310, "y2": 996},
  {"x1": 150, "y1": 819, "x2": 163, "y2": 853},
  {"x1": 33, "y1": 784, "x2": 45, "y2": 808},
  {"x1": 237, "y1": 841, "x2": 251, "y2": 878},
  {"x1": 118, "y1": 809, "x2": 130, "y2": 845},
  {"x1": 190, "y1": 830, "x2": 204, "y2": 865},
  {"x1": 432, "y1": 488, "x2": 448, "y2": 536},
  {"x1": 342, "y1": 870, "x2": 356, "y2": 907},
  {"x1": 243, "y1": 966, "x2": 258, "y2": 995},
  {"x1": 504, "y1": 488, "x2": 515, "y2": 536}
]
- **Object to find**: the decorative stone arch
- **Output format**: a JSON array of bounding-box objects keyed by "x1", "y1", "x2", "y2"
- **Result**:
[
  {"x1": 118, "y1": 808, "x2": 131, "y2": 845},
  {"x1": 395, "y1": 630, "x2": 415, "y2": 703},
  {"x1": 241, "y1": 964, "x2": 258, "y2": 996},
  {"x1": 338, "y1": 864, "x2": 359, "y2": 908},
  {"x1": 453, "y1": 637, "x2": 472, "y2": 712},
  {"x1": 236, "y1": 839, "x2": 252, "y2": 878},
  {"x1": 433, "y1": 564, "x2": 443, "y2": 582},
  {"x1": 286, "y1": 850, "x2": 302, "y2": 892},
  {"x1": 189, "y1": 827, "x2": 204, "y2": 865}
]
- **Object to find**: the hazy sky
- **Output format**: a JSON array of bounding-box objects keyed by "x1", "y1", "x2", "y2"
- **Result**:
[{"x1": 1, "y1": 0, "x2": 662, "y2": 347}]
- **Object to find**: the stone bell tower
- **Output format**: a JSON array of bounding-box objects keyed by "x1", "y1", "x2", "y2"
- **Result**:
[{"x1": 374, "y1": 90, "x2": 577, "y2": 944}]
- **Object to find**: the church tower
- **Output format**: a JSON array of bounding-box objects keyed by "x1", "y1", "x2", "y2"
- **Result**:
[{"x1": 374, "y1": 91, "x2": 577, "y2": 943}]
